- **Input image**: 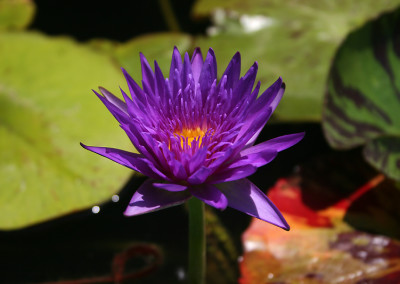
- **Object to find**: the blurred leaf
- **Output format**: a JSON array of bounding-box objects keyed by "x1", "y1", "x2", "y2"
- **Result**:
[
  {"x1": 0, "y1": 0, "x2": 35, "y2": 31},
  {"x1": 112, "y1": 33, "x2": 192, "y2": 82},
  {"x1": 193, "y1": 0, "x2": 400, "y2": 121},
  {"x1": 88, "y1": 33, "x2": 192, "y2": 83},
  {"x1": 240, "y1": 150, "x2": 400, "y2": 283},
  {"x1": 322, "y1": 8, "x2": 400, "y2": 180},
  {"x1": 0, "y1": 32, "x2": 134, "y2": 229}
]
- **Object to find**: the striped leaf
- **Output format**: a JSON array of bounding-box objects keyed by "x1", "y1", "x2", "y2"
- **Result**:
[{"x1": 323, "y1": 8, "x2": 400, "y2": 180}]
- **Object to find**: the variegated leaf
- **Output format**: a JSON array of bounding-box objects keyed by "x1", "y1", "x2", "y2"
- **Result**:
[{"x1": 323, "y1": 8, "x2": 400, "y2": 180}]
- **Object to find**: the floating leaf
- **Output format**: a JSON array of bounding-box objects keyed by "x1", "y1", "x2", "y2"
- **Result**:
[
  {"x1": 193, "y1": 0, "x2": 400, "y2": 121},
  {"x1": 0, "y1": 32, "x2": 133, "y2": 229},
  {"x1": 89, "y1": 33, "x2": 192, "y2": 83},
  {"x1": 0, "y1": 0, "x2": 35, "y2": 31},
  {"x1": 322, "y1": 8, "x2": 400, "y2": 180}
]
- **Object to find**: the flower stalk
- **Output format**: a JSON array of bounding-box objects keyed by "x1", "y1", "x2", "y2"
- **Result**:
[{"x1": 188, "y1": 197, "x2": 205, "y2": 284}]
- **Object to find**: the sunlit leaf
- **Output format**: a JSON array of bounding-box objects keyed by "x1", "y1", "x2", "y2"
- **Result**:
[
  {"x1": 113, "y1": 33, "x2": 192, "y2": 82},
  {"x1": 322, "y1": 8, "x2": 400, "y2": 180},
  {"x1": 89, "y1": 33, "x2": 193, "y2": 83},
  {"x1": 193, "y1": 0, "x2": 400, "y2": 121},
  {"x1": 0, "y1": 32, "x2": 134, "y2": 229},
  {"x1": 0, "y1": 0, "x2": 35, "y2": 31}
]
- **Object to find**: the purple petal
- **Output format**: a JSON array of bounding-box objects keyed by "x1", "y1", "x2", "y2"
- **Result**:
[
  {"x1": 170, "y1": 46, "x2": 183, "y2": 71},
  {"x1": 169, "y1": 47, "x2": 183, "y2": 85},
  {"x1": 124, "y1": 179, "x2": 191, "y2": 216},
  {"x1": 93, "y1": 89, "x2": 129, "y2": 124},
  {"x1": 191, "y1": 47, "x2": 203, "y2": 85},
  {"x1": 154, "y1": 61, "x2": 166, "y2": 102},
  {"x1": 98, "y1": 87, "x2": 127, "y2": 114},
  {"x1": 189, "y1": 184, "x2": 228, "y2": 210},
  {"x1": 140, "y1": 53, "x2": 155, "y2": 92},
  {"x1": 120, "y1": 87, "x2": 139, "y2": 118},
  {"x1": 221, "y1": 52, "x2": 241, "y2": 90},
  {"x1": 244, "y1": 79, "x2": 285, "y2": 146},
  {"x1": 188, "y1": 166, "x2": 212, "y2": 184},
  {"x1": 231, "y1": 150, "x2": 278, "y2": 168},
  {"x1": 121, "y1": 68, "x2": 147, "y2": 105},
  {"x1": 181, "y1": 52, "x2": 193, "y2": 87},
  {"x1": 169, "y1": 158, "x2": 188, "y2": 180},
  {"x1": 217, "y1": 179, "x2": 289, "y2": 230},
  {"x1": 242, "y1": 132, "x2": 305, "y2": 156},
  {"x1": 80, "y1": 143, "x2": 169, "y2": 180},
  {"x1": 259, "y1": 78, "x2": 285, "y2": 114},
  {"x1": 199, "y1": 48, "x2": 217, "y2": 98},
  {"x1": 188, "y1": 146, "x2": 208, "y2": 174},
  {"x1": 210, "y1": 164, "x2": 257, "y2": 184},
  {"x1": 153, "y1": 183, "x2": 188, "y2": 192},
  {"x1": 231, "y1": 62, "x2": 258, "y2": 106},
  {"x1": 234, "y1": 106, "x2": 273, "y2": 146}
]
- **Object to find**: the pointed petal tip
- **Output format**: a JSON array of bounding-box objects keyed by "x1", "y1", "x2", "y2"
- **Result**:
[
  {"x1": 92, "y1": 88, "x2": 101, "y2": 95},
  {"x1": 207, "y1": 47, "x2": 215, "y2": 57},
  {"x1": 172, "y1": 46, "x2": 181, "y2": 55},
  {"x1": 98, "y1": 86, "x2": 114, "y2": 97},
  {"x1": 262, "y1": 214, "x2": 290, "y2": 231},
  {"x1": 121, "y1": 67, "x2": 132, "y2": 78},
  {"x1": 123, "y1": 209, "x2": 134, "y2": 217},
  {"x1": 98, "y1": 86, "x2": 107, "y2": 93},
  {"x1": 123, "y1": 205, "x2": 143, "y2": 217},
  {"x1": 218, "y1": 179, "x2": 290, "y2": 230},
  {"x1": 193, "y1": 47, "x2": 202, "y2": 54},
  {"x1": 191, "y1": 47, "x2": 203, "y2": 61},
  {"x1": 251, "y1": 61, "x2": 258, "y2": 72}
]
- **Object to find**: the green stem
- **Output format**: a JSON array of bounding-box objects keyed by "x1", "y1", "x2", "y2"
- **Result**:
[
  {"x1": 188, "y1": 197, "x2": 205, "y2": 284},
  {"x1": 158, "y1": 0, "x2": 181, "y2": 32}
]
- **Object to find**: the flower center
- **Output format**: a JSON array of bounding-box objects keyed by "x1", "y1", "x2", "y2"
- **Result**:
[{"x1": 175, "y1": 127, "x2": 205, "y2": 148}]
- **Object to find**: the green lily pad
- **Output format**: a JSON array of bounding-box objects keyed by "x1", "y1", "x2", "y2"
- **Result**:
[
  {"x1": 0, "y1": 32, "x2": 134, "y2": 229},
  {"x1": 113, "y1": 33, "x2": 192, "y2": 81},
  {"x1": 0, "y1": 0, "x2": 35, "y2": 31},
  {"x1": 89, "y1": 33, "x2": 192, "y2": 83},
  {"x1": 193, "y1": 0, "x2": 400, "y2": 121},
  {"x1": 322, "y1": 8, "x2": 400, "y2": 181},
  {"x1": 363, "y1": 138, "x2": 400, "y2": 180}
]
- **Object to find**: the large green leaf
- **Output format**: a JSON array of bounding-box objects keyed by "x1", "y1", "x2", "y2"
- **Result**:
[
  {"x1": 193, "y1": 0, "x2": 400, "y2": 121},
  {"x1": 113, "y1": 33, "x2": 192, "y2": 81},
  {"x1": 0, "y1": 0, "x2": 35, "y2": 31},
  {"x1": 322, "y1": 8, "x2": 400, "y2": 180},
  {"x1": 89, "y1": 33, "x2": 192, "y2": 82},
  {"x1": 0, "y1": 32, "x2": 134, "y2": 229}
]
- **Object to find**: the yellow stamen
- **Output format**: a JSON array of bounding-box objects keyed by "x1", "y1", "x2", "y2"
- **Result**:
[{"x1": 175, "y1": 127, "x2": 205, "y2": 148}]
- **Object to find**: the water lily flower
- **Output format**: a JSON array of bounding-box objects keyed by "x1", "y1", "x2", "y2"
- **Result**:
[{"x1": 81, "y1": 47, "x2": 304, "y2": 230}]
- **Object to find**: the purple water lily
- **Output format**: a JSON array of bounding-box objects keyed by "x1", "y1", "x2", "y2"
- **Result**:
[{"x1": 81, "y1": 47, "x2": 304, "y2": 230}]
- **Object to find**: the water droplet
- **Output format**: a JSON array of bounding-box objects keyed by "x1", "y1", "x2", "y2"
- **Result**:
[
  {"x1": 176, "y1": 267, "x2": 185, "y2": 280},
  {"x1": 111, "y1": 195, "x2": 119, "y2": 202},
  {"x1": 92, "y1": 206, "x2": 100, "y2": 214}
]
